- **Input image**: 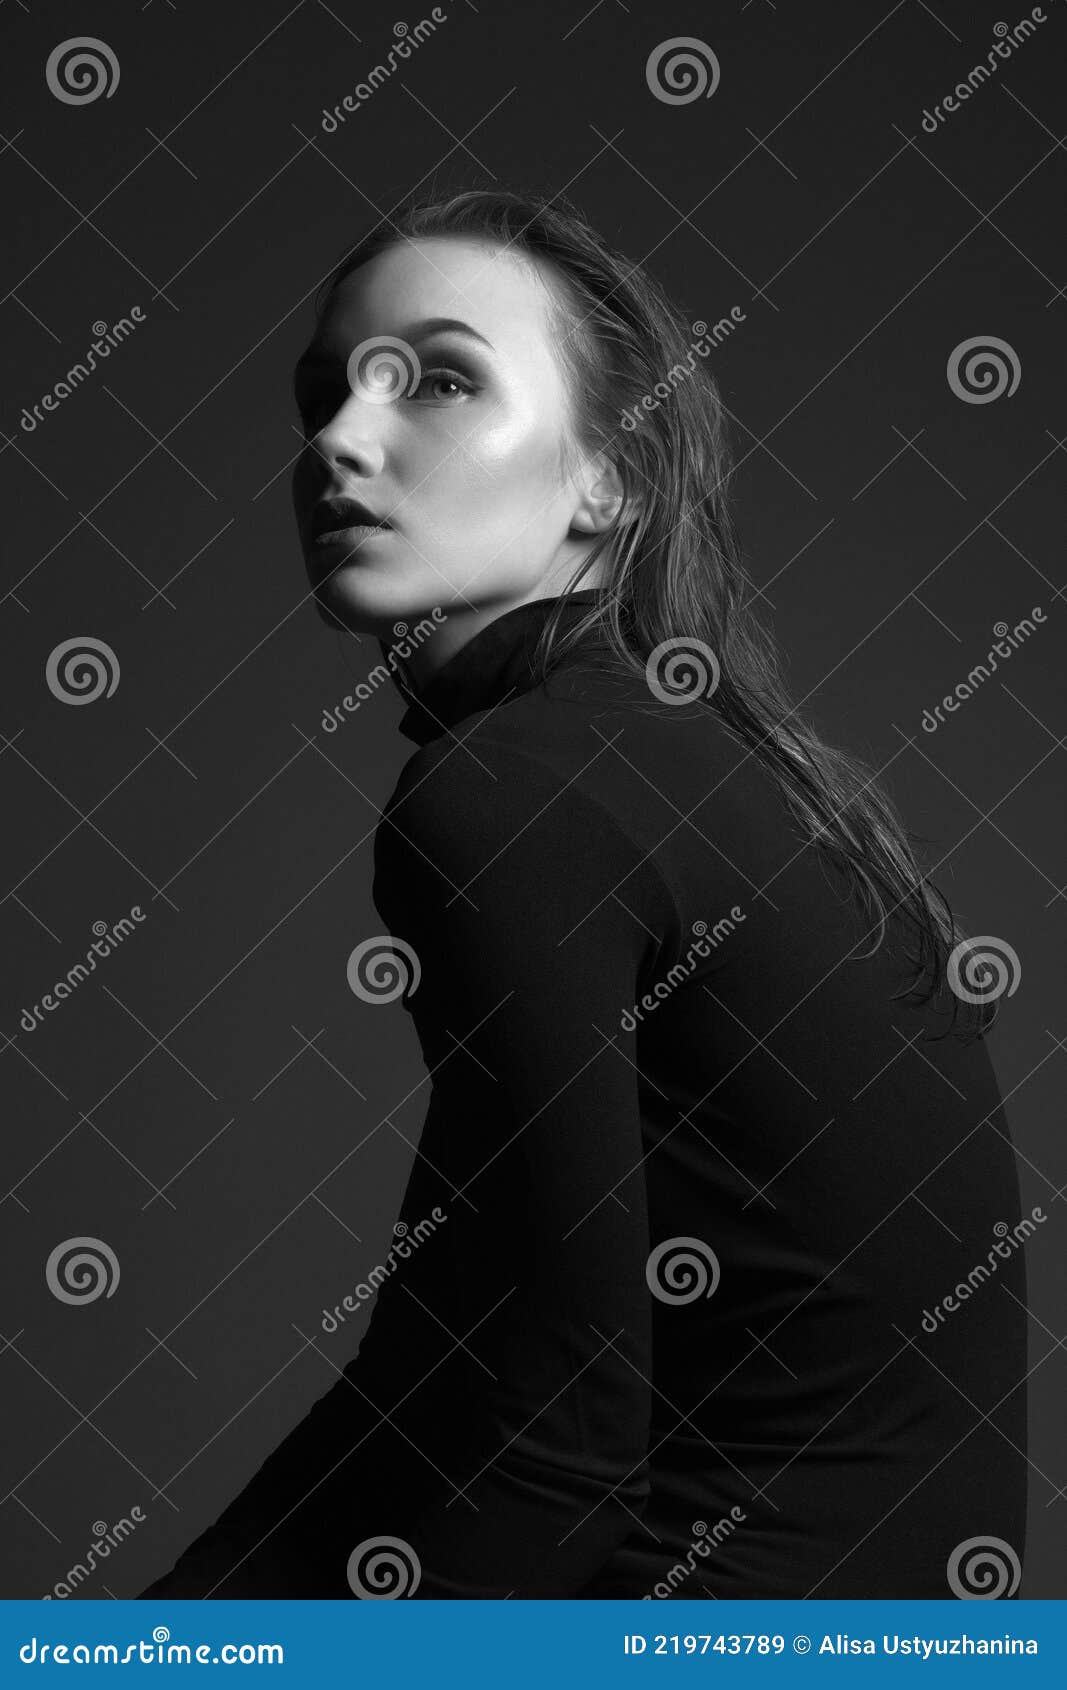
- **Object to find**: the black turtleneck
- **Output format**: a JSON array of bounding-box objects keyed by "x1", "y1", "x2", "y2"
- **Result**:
[
  {"x1": 392, "y1": 587, "x2": 606, "y2": 746},
  {"x1": 140, "y1": 591, "x2": 1027, "y2": 1600}
]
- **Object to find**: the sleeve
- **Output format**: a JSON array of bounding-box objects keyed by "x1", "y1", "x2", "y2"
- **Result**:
[{"x1": 368, "y1": 739, "x2": 679, "y2": 1598}]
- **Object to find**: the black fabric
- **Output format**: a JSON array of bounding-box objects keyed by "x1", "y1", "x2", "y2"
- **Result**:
[{"x1": 140, "y1": 590, "x2": 1027, "y2": 1599}]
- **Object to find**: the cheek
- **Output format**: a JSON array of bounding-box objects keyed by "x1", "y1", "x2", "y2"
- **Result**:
[{"x1": 438, "y1": 412, "x2": 564, "y2": 513}]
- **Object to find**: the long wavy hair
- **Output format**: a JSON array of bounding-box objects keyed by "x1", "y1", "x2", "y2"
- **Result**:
[{"x1": 315, "y1": 186, "x2": 992, "y2": 1039}]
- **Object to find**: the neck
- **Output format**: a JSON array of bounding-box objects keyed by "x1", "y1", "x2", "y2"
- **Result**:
[
  {"x1": 389, "y1": 583, "x2": 610, "y2": 746},
  {"x1": 398, "y1": 562, "x2": 608, "y2": 700}
]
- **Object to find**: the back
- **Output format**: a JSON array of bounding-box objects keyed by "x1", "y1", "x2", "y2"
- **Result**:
[
  {"x1": 364, "y1": 651, "x2": 1028, "y2": 1598},
  {"x1": 141, "y1": 616, "x2": 1028, "y2": 1601}
]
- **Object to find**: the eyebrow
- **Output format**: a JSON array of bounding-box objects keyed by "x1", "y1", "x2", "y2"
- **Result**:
[
  {"x1": 294, "y1": 317, "x2": 495, "y2": 378},
  {"x1": 406, "y1": 317, "x2": 495, "y2": 350}
]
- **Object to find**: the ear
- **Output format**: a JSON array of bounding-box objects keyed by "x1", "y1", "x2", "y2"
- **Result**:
[{"x1": 570, "y1": 453, "x2": 628, "y2": 534}]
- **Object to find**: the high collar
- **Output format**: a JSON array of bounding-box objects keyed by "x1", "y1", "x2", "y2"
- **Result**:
[{"x1": 395, "y1": 589, "x2": 606, "y2": 746}]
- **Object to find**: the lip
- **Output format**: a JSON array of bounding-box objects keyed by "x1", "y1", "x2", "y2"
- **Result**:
[
  {"x1": 309, "y1": 496, "x2": 392, "y2": 541},
  {"x1": 311, "y1": 522, "x2": 393, "y2": 550}
]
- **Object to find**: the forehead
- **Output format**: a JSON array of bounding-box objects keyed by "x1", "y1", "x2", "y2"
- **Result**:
[{"x1": 315, "y1": 237, "x2": 565, "y2": 371}]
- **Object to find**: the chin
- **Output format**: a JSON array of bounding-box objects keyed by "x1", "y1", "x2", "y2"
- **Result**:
[
  {"x1": 304, "y1": 554, "x2": 446, "y2": 640},
  {"x1": 308, "y1": 570, "x2": 387, "y2": 637}
]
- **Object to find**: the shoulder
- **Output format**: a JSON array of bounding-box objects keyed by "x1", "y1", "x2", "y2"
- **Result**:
[
  {"x1": 379, "y1": 732, "x2": 644, "y2": 873},
  {"x1": 373, "y1": 731, "x2": 680, "y2": 956}
]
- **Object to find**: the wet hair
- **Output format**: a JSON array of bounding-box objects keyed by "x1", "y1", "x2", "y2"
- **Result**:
[{"x1": 316, "y1": 185, "x2": 995, "y2": 1038}]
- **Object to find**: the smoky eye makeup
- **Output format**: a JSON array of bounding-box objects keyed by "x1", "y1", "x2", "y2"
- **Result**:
[
  {"x1": 413, "y1": 332, "x2": 491, "y2": 380},
  {"x1": 296, "y1": 353, "x2": 485, "y2": 426},
  {"x1": 292, "y1": 323, "x2": 496, "y2": 428},
  {"x1": 410, "y1": 350, "x2": 483, "y2": 403}
]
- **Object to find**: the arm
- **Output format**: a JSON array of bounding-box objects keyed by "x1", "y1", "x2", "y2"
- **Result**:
[{"x1": 370, "y1": 738, "x2": 678, "y2": 1597}]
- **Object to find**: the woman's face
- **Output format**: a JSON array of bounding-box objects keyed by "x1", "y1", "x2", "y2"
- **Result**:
[{"x1": 292, "y1": 236, "x2": 595, "y2": 636}]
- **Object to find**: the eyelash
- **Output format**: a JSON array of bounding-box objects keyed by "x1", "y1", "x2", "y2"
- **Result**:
[{"x1": 411, "y1": 366, "x2": 476, "y2": 403}]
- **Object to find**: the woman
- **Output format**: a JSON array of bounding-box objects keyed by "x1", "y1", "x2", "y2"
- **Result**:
[{"x1": 139, "y1": 188, "x2": 1027, "y2": 1600}]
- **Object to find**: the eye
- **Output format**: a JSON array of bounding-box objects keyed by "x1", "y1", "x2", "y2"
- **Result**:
[
  {"x1": 294, "y1": 363, "x2": 476, "y2": 433},
  {"x1": 410, "y1": 367, "x2": 476, "y2": 403},
  {"x1": 295, "y1": 382, "x2": 343, "y2": 436}
]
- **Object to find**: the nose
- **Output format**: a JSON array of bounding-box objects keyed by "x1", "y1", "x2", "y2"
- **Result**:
[{"x1": 310, "y1": 391, "x2": 388, "y2": 482}]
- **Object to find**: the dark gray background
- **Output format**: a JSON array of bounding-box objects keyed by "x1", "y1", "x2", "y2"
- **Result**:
[{"x1": 2, "y1": 0, "x2": 1063, "y2": 1598}]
